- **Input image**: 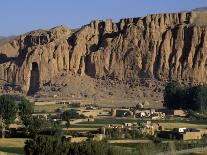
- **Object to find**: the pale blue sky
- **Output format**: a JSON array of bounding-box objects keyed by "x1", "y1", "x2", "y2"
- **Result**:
[{"x1": 0, "y1": 0, "x2": 207, "y2": 36}]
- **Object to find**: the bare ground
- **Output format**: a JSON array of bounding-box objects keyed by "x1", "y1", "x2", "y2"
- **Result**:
[{"x1": 0, "y1": 73, "x2": 165, "y2": 108}]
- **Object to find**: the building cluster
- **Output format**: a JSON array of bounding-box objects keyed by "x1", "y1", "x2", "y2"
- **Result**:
[
  {"x1": 100, "y1": 121, "x2": 207, "y2": 141},
  {"x1": 100, "y1": 121, "x2": 160, "y2": 138},
  {"x1": 34, "y1": 100, "x2": 187, "y2": 121},
  {"x1": 158, "y1": 127, "x2": 207, "y2": 140},
  {"x1": 112, "y1": 107, "x2": 186, "y2": 119},
  {"x1": 63, "y1": 121, "x2": 160, "y2": 143},
  {"x1": 32, "y1": 101, "x2": 205, "y2": 142}
]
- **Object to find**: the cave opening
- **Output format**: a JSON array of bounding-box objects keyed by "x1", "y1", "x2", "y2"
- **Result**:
[{"x1": 27, "y1": 62, "x2": 40, "y2": 96}]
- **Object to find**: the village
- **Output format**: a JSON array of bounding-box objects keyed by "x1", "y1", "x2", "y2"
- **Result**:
[
  {"x1": 2, "y1": 91, "x2": 207, "y2": 154},
  {"x1": 24, "y1": 99, "x2": 207, "y2": 143}
]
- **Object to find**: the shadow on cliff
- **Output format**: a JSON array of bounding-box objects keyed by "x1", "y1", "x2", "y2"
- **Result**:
[
  {"x1": 27, "y1": 62, "x2": 40, "y2": 96},
  {"x1": 0, "y1": 49, "x2": 27, "y2": 92},
  {"x1": 0, "y1": 53, "x2": 15, "y2": 64},
  {"x1": 0, "y1": 49, "x2": 28, "y2": 67}
]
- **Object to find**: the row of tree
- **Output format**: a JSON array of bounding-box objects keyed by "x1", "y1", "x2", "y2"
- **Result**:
[
  {"x1": 0, "y1": 95, "x2": 34, "y2": 137},
  {"x1": 164, "y1": 81, "x2": 207, "y2": 113},
  {"x1": 0, "y1": 94, "x2": 90, "y2": 138},
  {"x1": 24, "y1": 135, "x2": 132, "y2": 155},
  {"x1": 25, "y1": 134, "x2": 207, "y2": 155}
]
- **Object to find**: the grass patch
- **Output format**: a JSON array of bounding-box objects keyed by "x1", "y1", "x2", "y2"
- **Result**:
[
  {"x1": 34, "y1": 104, "x2": 68, "y2": 112},
  {"x1": 111, "y1": 143, "x2": 142, "y2": 149},
  {"x1": 0, "y1": 138, "x2": 27, "y2": 155},
  {"x1": 0, "y1": 147, "x2": 23, "y2": 155},
  {"x1": 188, "y1": 152, "x2": 207, "y2": 155},
  {"x1": 77, "y1": 118, "x2": 138, "y2": 125},
  {"x1": 69, "y1": 125, "x2": 101, "y2": 128}
]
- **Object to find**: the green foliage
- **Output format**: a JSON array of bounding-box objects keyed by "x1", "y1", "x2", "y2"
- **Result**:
[
  {"x1": 78, "y1": 118, "x2": 138, "y2": 125},
  {"x1": 24, "y1": 135, "x2": 132, "y2": 155},
  {"x1": 189, "y1": 85, "x2": 207, "y2": 113},
  {"x1": 18, "y1": 97, "x2": 34, "y2": 127},
  {"x1": 0, "y1": 95, "x2": 34, "y2": 126},
  {"x1": 164, "y1": 81, "x2": 183, "y2": 109},
  {"x1": 187, "y1": 110, "x2": 207, "y2": 120},
  {"x1": 164, "y1": 81, "x2": 207, "y2": 113},
  {"x1": 66, "y1": 120, "x2": 71, "y2": 128},
  {"x1": 105, "y1": 127, "x2": 146, "y2": 139},
  {"x1": 24, "y1": 135, "x2": 63, "y2": 155},
  {"x1": 23, "y1": 134, "x2": 207, "y2": 155},
  {"x1": 28, "y1": 118, "x2": 53, "y2": 137},
  {"x1": 0, "y1": 95, "x2": 61, "y2": 138},
  {"x1": 61, "y1": 109, "x2": 85, "y2": 121},
  {"x1": 0, "y1": 95, "x2": 17, "y2": 125},
  {"x1": 39, "y1": 126, "x2": 63, "y2": 137}
]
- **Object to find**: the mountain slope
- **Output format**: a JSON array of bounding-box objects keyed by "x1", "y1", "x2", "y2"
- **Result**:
[
  {"x1": 0, "y1": 11, "x2": 207, "y2": 106},
  {"x1": 193, "y1": 7, "x2": 207, "y2": 12}
]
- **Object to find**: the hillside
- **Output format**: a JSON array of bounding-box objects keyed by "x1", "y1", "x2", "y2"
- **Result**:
[
  {"x1": 193, "y1": 7, "x2": 207, "y2": 12},
  {"x1": 0, "y1": 36, "x2": 16, "y2": 45},
  {"x1": 1, "y1": 11, "x2": 207, "y2": 106},
  {"x1": 0, "y1": 36, "x2": 6, "y2": 44}
]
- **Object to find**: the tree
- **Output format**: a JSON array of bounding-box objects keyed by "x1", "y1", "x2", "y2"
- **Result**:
[
  {"x1": 164, "y1": 81, "x2": 207, "y2": 113},
  {"x1": 18, "y1": 98, "x2": 34, "y2": 127},
  {"x1": 24, "y1": 135, "x2": 64, "y2": 155},
  {"x1": 24, "y1": 135, "x2": 132, "y2": 155},
  {"x1": 66, "y1": 120, "x2": 71, "y2": 129},
  {"x1": 164, "y1": 81, "x2": 183, "y2": 109},
  {"x1": 61, "y1": 109, "x2": 84, "y2": 121},
  {"x1": 0, "y1": 95, "x2": 34, "y2": 138},
  {"x1": 187, "y1": 86, "x2": 207, "y2": 113},
  {"x1": 0, "y1": 95, "x2": 17, "y2": 138},
  {"x1": 28, "y1": 118, "x2": 51, "y2": 137}
]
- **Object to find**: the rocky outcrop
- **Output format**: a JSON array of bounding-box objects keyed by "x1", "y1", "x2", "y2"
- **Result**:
[
  {"x1": 0, "y1": 26, "x2": 71, "y2": 93},
  {"x1": 1, "y1": 12, "x2": 207, "y2": 94}
]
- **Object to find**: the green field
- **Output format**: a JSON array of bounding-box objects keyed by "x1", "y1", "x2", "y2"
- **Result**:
[
  {"x1": 0, "y1": 138, "x2": 27, "y2": 155},
  {"x1": 34, "y1": 104, "x2": 68, "y2": 112},
  {"x1": 78, "y1": 118, "x2": 139, "y2": 125},
  {"x1": 69, "y1": 124, "x2": 102, "y2": 128},
  {"x1": 111, "y1": 143, "x2": 145, "y2": 148}
]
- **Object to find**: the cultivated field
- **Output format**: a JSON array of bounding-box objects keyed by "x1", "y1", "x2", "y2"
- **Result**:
[
  {"x1": 34, "y1": 104, "x2": 68, "y2": 113},
  {"x1": 0, "y1": 138, "x2": 27, "y2": 155}
]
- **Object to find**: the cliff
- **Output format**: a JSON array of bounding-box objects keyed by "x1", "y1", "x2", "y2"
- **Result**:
[{"x1": 1, "y1": 11, "x2": 207, "y2": 95}]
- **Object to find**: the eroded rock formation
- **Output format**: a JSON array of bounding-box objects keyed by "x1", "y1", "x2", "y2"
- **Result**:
[{"x1": 1, "y1": 12, "x2": 207, "y2": 94}]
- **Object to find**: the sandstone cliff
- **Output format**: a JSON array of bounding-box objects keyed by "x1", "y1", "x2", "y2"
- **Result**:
[{"x1": 1, "y1": 12, "x2": 207, "y2": 94}]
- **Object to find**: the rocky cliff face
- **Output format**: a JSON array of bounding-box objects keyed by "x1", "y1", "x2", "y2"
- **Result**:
[{"x1": 1, "y1": 12, "x2": 207, "y2": 94}]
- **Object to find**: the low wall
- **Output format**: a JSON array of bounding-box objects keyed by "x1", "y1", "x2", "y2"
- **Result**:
[{"x1": 69, "y1": 118, "x2": 94, "y2": 124}]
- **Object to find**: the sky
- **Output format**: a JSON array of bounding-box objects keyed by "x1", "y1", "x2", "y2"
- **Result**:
[{"x1": 0, "y1": 0, "x2": 207, "y2": 36}]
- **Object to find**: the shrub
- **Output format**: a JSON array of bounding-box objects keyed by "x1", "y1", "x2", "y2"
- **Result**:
[{"x1": 164, "y1": 81, "x2": 207, "y2": 113}]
